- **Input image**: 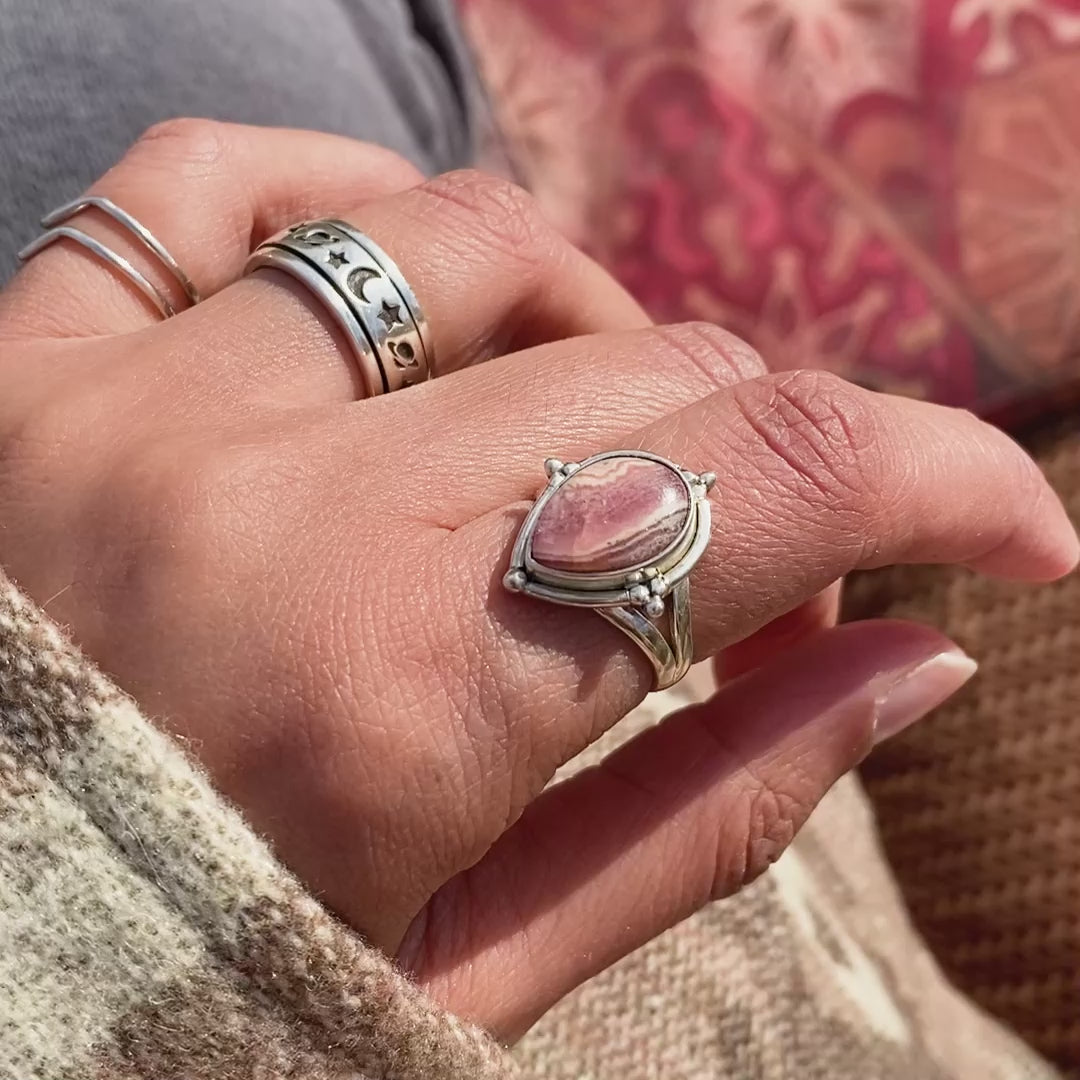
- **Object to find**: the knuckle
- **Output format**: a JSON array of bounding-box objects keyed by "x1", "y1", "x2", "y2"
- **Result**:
[
  {"x1": 92, "y1": 439, "x2": 263, "y2": 608},
  {"x1": 130, "y1": 117, "x2": 230, "y2": 174},
  {"x1": 357, "y1": 144, "x2": 425, "y2": 190},
  {"x1": 0, "y1": 382, "x2": 98, "y2": 503},
  {"x1": 105, "y1": 448, "x2": 214, "y2": 573},
  {"x1": 656, "y1": 322, "x2": 769, "y2": 392},
  {"x1": 723, "y1": 773, "x2": 811, "y2": 893},
  {"x1": 0, "y1": 389, "x2": 95, "y2": 615},
  {"x1": 419, "y1": 170, "x2": 558, "y2": 270},
  {"x1": 0, "y1": 397, "x2": 61, "y2": 481},
  {"x1": 730, "y1": 369, "x2": 883, "y2": 512}
]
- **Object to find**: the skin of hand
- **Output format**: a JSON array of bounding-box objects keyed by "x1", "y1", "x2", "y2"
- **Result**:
[{"x1": 0, "y1": 120, "x2": 1076, "y2": 1041}]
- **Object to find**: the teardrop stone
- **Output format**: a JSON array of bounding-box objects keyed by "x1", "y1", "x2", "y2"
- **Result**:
[{"x1": 531, "y1": 457, "x2": 690, "y2": 574}]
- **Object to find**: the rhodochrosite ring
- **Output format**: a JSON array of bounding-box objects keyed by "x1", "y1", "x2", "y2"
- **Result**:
[{"x1": 504, "y1": 451, "x2": 715, "y2": 690}]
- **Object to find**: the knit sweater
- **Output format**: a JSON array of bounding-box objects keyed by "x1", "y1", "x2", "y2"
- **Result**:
[
  {"x1": 2, "y1": 434, "x2": 1077, "y2": 1079},
  {"x1": 0, "y1": 578, "x2": 516, "y2": 1079}
]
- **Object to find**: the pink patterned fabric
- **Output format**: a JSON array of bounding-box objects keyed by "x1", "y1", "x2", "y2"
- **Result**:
[{"x1": 460, "y1": 0, "x2": 1080, "y2": 420}]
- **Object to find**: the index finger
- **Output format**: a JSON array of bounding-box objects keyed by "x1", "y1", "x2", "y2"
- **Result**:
[
  {"x1": 655, "y1": 370, "x2": 1078, "y2": 599},
  {"x1": 471, "y1": 369, "x2": 1077, "y2": 693}
]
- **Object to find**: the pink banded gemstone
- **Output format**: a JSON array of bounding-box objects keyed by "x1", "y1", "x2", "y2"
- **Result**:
[{"x1": 530, "y1": 457, "x2": 690, "y2": 574}]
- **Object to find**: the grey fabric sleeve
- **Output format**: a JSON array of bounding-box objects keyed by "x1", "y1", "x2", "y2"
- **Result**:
[{"x1": 0, "y1": 0, "x2": 478, "y2": 283}]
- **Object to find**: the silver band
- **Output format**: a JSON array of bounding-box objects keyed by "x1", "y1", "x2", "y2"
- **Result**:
[
  {"x1": 597, "y1": 579, "x2": 694, "y2": 690},
  {"x1": 330, "y1": 221, "x2": 434, "y2": 377},
  {"x1": 504, "y1": 451, "x2": 715, "y2": 691},
  {"x1": 244, "y1": 220, "x2": 432, "y2": 397},
  {"x1": 18, "y1": 195, "x2": 200, "y2": 318}
]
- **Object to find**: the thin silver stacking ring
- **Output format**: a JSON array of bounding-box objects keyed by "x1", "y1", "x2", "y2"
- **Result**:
[
  {"x1": 243, "y1": 220, "x2": 432, "y2": 398},
  {"x1": 18, "y1": 196, "x2": 201, "y2": 318}
]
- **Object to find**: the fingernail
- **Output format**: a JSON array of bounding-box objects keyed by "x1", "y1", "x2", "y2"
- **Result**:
[{"x1": 873, "y1": 651, "x2": 978, "y2": 744}]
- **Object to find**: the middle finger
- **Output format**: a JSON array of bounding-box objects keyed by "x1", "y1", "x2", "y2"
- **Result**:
[{"x1": 159, "y1": 170, "x2": 649, "y2": 411}]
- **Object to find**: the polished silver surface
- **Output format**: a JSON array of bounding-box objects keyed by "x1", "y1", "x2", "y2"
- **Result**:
[
  {"x1": 244, "y1": 245, "x2": 387, "y2": 398},
  {"x1": 330, "y1": 220, "x2": 433, "y2": 376},
  {"x1": 18, "y1": 195, "x2": 199, "y2": 317},
  {"x1": 504, "y1": 451, "x2": 715, "y2": 691},
  {"x1": 598, "y1": 578, "x2": 693, "y2": 690},
  {"x1": 244, "y1": 220, "x2": 432, "y2": 396}
]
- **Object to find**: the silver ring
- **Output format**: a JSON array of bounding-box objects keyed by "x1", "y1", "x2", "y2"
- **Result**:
[
  {"x1": 504, "y1": 451, "x2": 715, "y2": 691},
  {"x1": 244, "y1": 220, "x2": 432, "y2": 397},
  {"x1": 17, "y1": 195, "x2": 200, "y2": 318}
]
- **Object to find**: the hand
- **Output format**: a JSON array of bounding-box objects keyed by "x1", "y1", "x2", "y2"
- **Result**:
[{"x1": 1, "y1": 121, "x2": 1075, "y2": 1040}]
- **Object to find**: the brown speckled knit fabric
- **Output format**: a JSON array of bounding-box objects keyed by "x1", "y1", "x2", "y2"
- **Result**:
[
  {"x1": 846, "y1": 423, "x2": 1080, "y2": 1078},
  {"x1": 0, "y1": 576, "x2": 517, "y2": 1080}
]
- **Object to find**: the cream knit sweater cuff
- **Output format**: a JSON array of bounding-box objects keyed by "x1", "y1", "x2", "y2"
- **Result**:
[{"x1": 0, "y1": 572, "x2": 516, "y2": 1080}]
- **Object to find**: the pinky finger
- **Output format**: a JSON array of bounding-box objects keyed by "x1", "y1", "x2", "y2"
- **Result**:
[{"x1": 401, "y1": 619, "x2": 977, "y2": 1041}]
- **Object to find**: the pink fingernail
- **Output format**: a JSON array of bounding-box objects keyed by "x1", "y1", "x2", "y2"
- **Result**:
[{"x1": 873, "y1": 651, "x2": 978, "y2": 744}]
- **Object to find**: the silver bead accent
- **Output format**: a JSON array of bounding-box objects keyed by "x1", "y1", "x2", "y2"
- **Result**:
[{"x1": 504, "y1": 570, "x2": 528, "y2": 593}]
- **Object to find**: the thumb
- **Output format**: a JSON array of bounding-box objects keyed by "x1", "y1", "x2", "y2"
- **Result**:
[{"x1": 402, "y1": 619, "x2": 976, "y2": 1040}]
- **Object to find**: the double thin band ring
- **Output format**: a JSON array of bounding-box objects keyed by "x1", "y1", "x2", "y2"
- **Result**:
[
  {"x1": 504, "y1": 451, "x2": 715, "y2": 691},
  {"x1": 18, "y1": 196, "x2": 201, "y2": 318},
  {"x1": 244, "y1": 220, "x2": 432, "y2": 397}
]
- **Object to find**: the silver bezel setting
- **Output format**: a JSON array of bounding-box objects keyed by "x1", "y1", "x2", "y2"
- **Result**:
[{"x1": 504, "y1": 450, "x2": 715, "y2": 621}]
